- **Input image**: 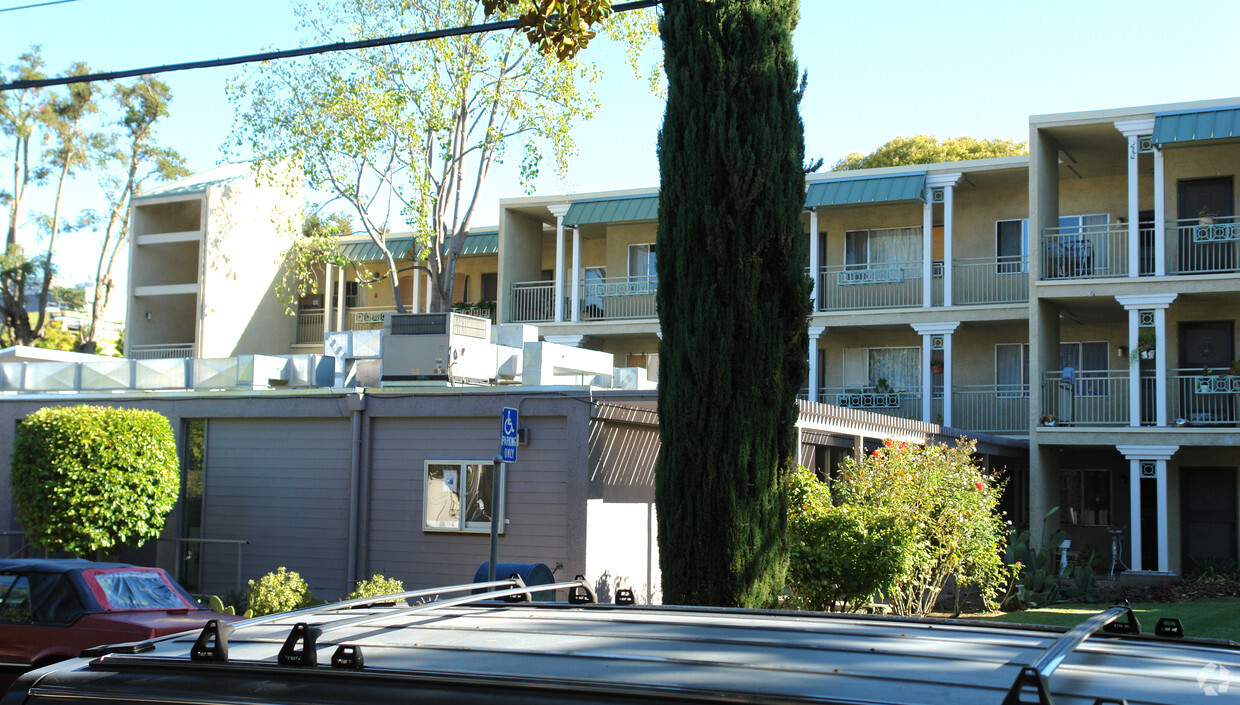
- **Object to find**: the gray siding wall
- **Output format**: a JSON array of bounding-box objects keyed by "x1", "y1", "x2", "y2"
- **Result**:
[
  {"x1": 367, "y1": 413, "x2": 574, "y2": 588},
  {"x1": 200, "y1": 418, "x2": 352, "y2": 598}
]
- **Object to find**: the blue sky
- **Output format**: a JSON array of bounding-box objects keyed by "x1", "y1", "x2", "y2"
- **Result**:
[{"x1": 3, "y1": 0, "x2": 1239, "y2": 283}]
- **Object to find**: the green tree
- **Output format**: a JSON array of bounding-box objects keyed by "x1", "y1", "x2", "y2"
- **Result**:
[
  {"x1": 654, "y1": 0, "x2": 810, "y2": 607},
  {"x1": 84, "y1": 76, "x2": 187, "y2": 353},
  {"x1": 0, "y1": 47, "x2": 49, "y2": 249},
  {"x1": 10, "y1": 405, "x2": 179, "y2": 556},
  {"x1": 832, "y1": 134, "x2": 1027, "y2": 171},
  {"x1": 229, "y1": 0, "x2": 610, "y2": 314}
]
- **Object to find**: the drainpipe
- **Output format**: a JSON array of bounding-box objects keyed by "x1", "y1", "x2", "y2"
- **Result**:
[{"x1": 346, "y1": 391, "x2": 367, "y2": 590}]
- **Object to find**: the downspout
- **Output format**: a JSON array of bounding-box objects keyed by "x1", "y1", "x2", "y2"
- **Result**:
[{"x1": 347, "y1": 391, "x2": 367, "y2": 590}]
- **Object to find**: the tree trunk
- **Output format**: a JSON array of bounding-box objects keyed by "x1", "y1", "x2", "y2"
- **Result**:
[{"x1": 654, "y1": 0, "x2": 810, "y2": 608}]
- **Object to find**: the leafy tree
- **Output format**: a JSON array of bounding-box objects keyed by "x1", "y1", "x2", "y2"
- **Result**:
[
  {"x1": 481, "y1": 0, "x2": 616, "y2": 59},
  {"x1": 229, "y1": 0, "x2": 614, "y2": 314},
  {"x1": 0, "y1": 47, "x2": 49, "y2": 249},
  {"x1": 654, "y1": 0, "x2": 810, "y2": 607},
  {"x1": 832, "y1": 134, "x2": 1027, "y2": 171},
  {"x1": 83, "y1": 76, "x2": 187, "y2": 353},
  {"x1": 835, "y1": 438, "x2": 1009, "y2": 615},
  {"x1": 10, "y1": 405, "x2": 179, "y2": 556}
]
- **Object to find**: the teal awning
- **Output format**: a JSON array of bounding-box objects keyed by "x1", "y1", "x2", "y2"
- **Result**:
[
  {"x1": 339, "y1": 237, "x2": 415, "y2": 261},
  {"x1": 1153, "y1": 107, "x2": 1240, "y2": 146},
  {"x1": 461, "y1": 230, "x2": 498, "y2": 256},
  {"x1": 804, "y1": 173, "x2": 926, "y2": 209},
  {"x1": 563, "y1": 195, "x2": 659, "y2": 227}
]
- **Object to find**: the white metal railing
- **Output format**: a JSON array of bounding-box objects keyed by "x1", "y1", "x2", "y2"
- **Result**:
[
  {"x1": 820, "y1": 386, "x2": 922, "y2": 419},
  {"x1": 1040, "y1": 223, "x2": 1128, "y2": 280},
  {"x1": 817, "y1": 260, "x2": 925, "y2": 310},
  {"x1": 581, "y1": 275, "x2": 657, "y2": 321},
  {"x1": 128, "y1": 343, "x2": 194, "y2": 360},
  {"x1": 296, "y1": 309, "x2": 324, "y2": 345},
  {"x1": 510, "y1": 281, "x2": 558, "y2": 323},
  {"x1": 1168, "y1": 216, "x2": 1240, "y2": 275},
  {"x1": 1041, "y1": 370, "x2": 1130, "y2": 426},
  {"x1": 1170, "y1": 368, "x2": 1239, "y2": 427},
  {"x1": 952, "y1": 257, "x2": 1029, "y2": 305},
  {"x1": 951, "y1": 385, "x2": 1030, "y2": 433}
]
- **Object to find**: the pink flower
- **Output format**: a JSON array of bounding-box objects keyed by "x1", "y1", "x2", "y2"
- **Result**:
[{"x1": 899, "y1": 443, "x2": 908, "y2": 451}]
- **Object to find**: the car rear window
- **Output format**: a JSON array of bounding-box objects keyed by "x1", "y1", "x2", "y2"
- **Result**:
[{"x1": 83, "y1": 569, "x2": 195, "y2": 611}]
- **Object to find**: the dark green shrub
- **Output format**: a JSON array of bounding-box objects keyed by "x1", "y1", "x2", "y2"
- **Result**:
[
  {"x1": 245, "y1": 567, "x2": 317, "y2": 616},
  {"x1": 10, "y1": 405, "x2": 178, "y2": 556},
  {"x1": 786, "y1": 467, "x2": 914, "y2": 612}
]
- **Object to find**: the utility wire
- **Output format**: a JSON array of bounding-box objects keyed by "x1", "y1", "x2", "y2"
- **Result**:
[
  {"x1": 0, "y1": 0, "x2": 661, "y2": 91},
  {"x1": 0, "y1": 0, "x2": 84, "y2": 13}
]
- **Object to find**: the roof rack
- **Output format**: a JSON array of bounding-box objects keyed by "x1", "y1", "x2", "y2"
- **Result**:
[
  {"x1": 185, "y1": 576, "x2": 601, "y2": 665},
  {"x1": 1001, "y1": 602, "x2": 1138, "y2": 705}
]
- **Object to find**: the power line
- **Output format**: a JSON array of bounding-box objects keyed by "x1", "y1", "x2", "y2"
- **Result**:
[
  {"x1": 0, "y1": 0, "x2": 84, "y2": 13},
  {"x1": 0, "y1": 0, "x2": 661, "y2": 92}
]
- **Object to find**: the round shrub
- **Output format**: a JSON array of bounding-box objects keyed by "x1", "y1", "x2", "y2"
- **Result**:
[
  {"x1": 245, "y1": 567, "x2": 318, "y2": 616},
  {"x1": 10, "y1": 405, "x2": 179, "y2": 556},
  {"x1": 348, "y1": 573, "x2": 405, "y2": 600}
]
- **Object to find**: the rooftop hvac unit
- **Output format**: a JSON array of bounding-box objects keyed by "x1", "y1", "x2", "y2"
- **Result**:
[{"x1": 380, "y1": 312, "x2": 497, "y2": 386}]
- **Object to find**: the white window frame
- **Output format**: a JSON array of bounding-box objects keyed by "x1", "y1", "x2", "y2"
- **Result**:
[
  {"x1": 995, "y1": 219, "x2": 1030, "y2": 273},
  {"x1": 627, "y1": 244, "x2": 656, "y2": 280},
  {"x1": 995, "y1": 343, "x2": 1030, "y2": 398},
  {"x1": 842, "y1": 346, "x2": 920, "y2": 391},
  {"x1": 423, "y1": 460, "x2": 505, "y2": 533},
  {"x1": 1060, "y1": 341, "x2": 1110, "y2": 398}
]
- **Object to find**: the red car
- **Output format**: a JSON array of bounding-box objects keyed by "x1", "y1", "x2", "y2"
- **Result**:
[{"x1": 0, "y1": 558, "x2": 239, "y2": 693}]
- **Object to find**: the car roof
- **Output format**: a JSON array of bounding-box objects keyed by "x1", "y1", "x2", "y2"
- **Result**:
[
  {"x1": 0, "y1": 558, "x2": 137, "y2": 574},
  {"x1": 23, "y1": 578, "x2": 1240, "y2": 705}
]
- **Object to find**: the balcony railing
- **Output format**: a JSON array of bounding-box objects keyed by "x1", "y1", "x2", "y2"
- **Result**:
[
  {"x1": 1040, "y1": 370, "x2": 1130, "y2": 426},
  {"x1": 1168, "y1": 216, "x2": 1240, "y2": 275},
  {"x1": 952, "y1": 257, "x2": 1029, "y2": 305},
  {"x1": 951, "y1": 385, "x2": 1030, "y2": 433},
  {"x1": 296, "y1": 309, "x2": 324, "y2": 344},
  {"x1": 817, "y1": 261, "x2": 925, "y2": 311},
  {"x1": 1039, "y1": 224, "x2": 1128, "y2": 280},
  {"x1": 1170, "y1": 369, "x2": 1239, "y2": 426},
  {"x1": 819, "y1": 387, "x2": 922, "y2": 419},
  {"x1": 128, "y1": 343, "x2": 194, "y2": 360},
  {"x1": 510, "y1": 281, "x2": 558, "y2": 323},
  {"x1": 582, "y1": 276, "x2": 657, "y2": 320}
]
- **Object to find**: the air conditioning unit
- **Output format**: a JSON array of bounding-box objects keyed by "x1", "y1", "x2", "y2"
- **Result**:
[{"x1": 380, "y1": 312, "x2": 497, "y2": 386}]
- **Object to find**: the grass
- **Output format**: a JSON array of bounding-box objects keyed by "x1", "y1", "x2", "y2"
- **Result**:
[{"x1": 976, "y1": 598, "x2": 1240, "y2": 642}]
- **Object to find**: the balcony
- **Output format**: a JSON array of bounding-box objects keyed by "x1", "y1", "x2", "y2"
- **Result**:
[
  {"x1": 951, "y1": 257, "x2": 1029, "y2": 305},
  {"x1": 1038, "y1": 217, "x2": 1240, "y2": 280},
  {"x1": 1168, "y1": 216, "x2": 1240, "y2": 275},
  {"x1": 816, "y1": 261, "x2": 927, "y2": 311},
  {"x1": 1170, "y1": 369, "x2": 1239, "y2": 426},
  {"x1": 1039, "y1": 223, "x2": 1128, "y2": 280},
  {"x1": 128, "y1": 343, "x2": 194, "y2": 360},
  {"x1": 810, "y1": 384, "x2": 1030, "y2": 435},
  {"x1": 508, "y1": 277, "x2": 658, "y2": 324},
  {"x1": 1040, "y1": 370, "x2": 1131, "y2": 426}
]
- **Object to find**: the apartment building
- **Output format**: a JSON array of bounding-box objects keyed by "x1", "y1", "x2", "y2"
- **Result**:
[{"x1": 494, "y1": 97, "x2": 1240, "y2": 578}]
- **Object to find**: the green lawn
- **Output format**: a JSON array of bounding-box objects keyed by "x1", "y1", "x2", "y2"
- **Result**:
[{"x1": 977, "y1": 599, "x2": 1240, "y2": 642}]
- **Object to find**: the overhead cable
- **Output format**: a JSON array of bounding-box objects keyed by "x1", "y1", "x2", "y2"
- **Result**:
[{"x1": 0, "y1": 0, "x2": 661, "y2": 92}]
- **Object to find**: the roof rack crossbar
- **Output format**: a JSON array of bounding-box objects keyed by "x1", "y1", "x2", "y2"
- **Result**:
[
  {"x1": 1002, "y1": 604, "x2": 1135, "y2": 705},
  {"x1": 235, "y1": 579, "x2": 523, "y2": 627}
]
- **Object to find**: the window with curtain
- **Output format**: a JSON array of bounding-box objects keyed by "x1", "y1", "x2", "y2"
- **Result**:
[
  {"x1": 1057, "y1": 214, "x2": 1111, "y2": 272},
  {"x1": 996, "y1": 219, "x2": 1029, "y2": 273},
  {"x1": 844, "y1": 227, "x2": 922, "y2": 270},
  {"x1": 1061, "y1": 341, "x2": 1109, "y2": 396},
  {"x1": 628, "y1": 243, "x2": 657, "y2": 284},
  {"x1": 995, "y1": 343, "x2": 1030, "y2": 397},
  {"x1": 868, "y1": 347, "x2": 920, "y2": 390}
]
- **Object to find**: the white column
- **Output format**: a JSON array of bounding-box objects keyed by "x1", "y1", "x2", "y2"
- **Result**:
[
  {"x1": 920, "y1": 335, "x2": 932, "y2": 421},
  {"x1": 1154, "y1": 147, "x2": 1166, "y2": 276},
  {"x1": 1127, "y1": 134, "x2": 1140, "y2": 278},
  {"x1": 808, "y1": 209, "x2": 820, "y2": 311},
  {"x1": 1127, "y1": 308, "x2": 1139, "y2": 427},
  {"x1": 942, "y1": 331, "x2": 954, "y2": 427},
  {"x1": 922, "y1": 198, "x2": 933, "y2": 308},
  {"x1": 411, "y1": 268, "x2": 421, "y2": 313},
  {"x1": 1156, "y1": 459, "x2": 1169, "y2": 572},
  {"x1": 1117, "y1": 294, "x2": 1176, "y2": 427},
  {"x1": 337, "y1": 266, "x2": 346, "y2": 330},
  {"x1": 912, "y1": 321, "x2": 959, "y2": 425},
  {"x1": 943, "y1": 185, "x2": 954, "y2": 307},
  {"x1": 324, "y1": 262, "x2": 334, "y2": 333},
  {"x1": 1128, "y1": 458, "x2": 1143, "y2": 572},
  {"x1": 807, "y1": 326, "x2": 825, "y2": 403},
  {"x1": 570, "y1": 227, "x2": 581, "y2": 322},
  {"x1": 424, "y1": 271, "x2": 432, "y2": 313},
  {"x1": 554, "y1": 219, "x2": 566, "y2": 323}
]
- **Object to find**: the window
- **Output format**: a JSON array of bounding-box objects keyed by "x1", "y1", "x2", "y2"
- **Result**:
[
  {"x1": 583, "y1": 266, "x2": 606, "y2": 316},
  {"x1": 333, "y1": 281, "x2": 362, "y2": 308},
  {"x1": 480, "y1": 273, "x2": 498, "y2": 302},
  {"x1": 995, "y1": 343, "x2": 1030, "y2": 397},
  {"x1": 0, "y1": 574, "x2": 30, "y2": 622},
  {"x1": 628, "y1": 244, "x2": 657, "y2": 288},
  {"x1": 1061, "y1": 341, "x2": 1109, "y2": 397},
  {"x1": 844, "y1": 227, "x2": 921, "y2": 269},
  {"x1": 1059, "y1": 469, "x2": 1111, "y2": 526},
  {"x1": 996, "y1": 219, "x2": 1029, "y2": 273},
  {"x1": 85, "y1": 569, "x2": 195, "y2": 610},
  {"x1": 424, "y1": 461, "x2": 505, "y2": 533},
  {"x1": 842, "y1": 346, "x2": 920, "y2": 390},
  {"x1": 1054, "y1": 214, "x2": 1111, "y2": 274}
]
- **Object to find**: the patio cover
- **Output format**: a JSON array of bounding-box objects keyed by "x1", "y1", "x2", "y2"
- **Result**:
[
  {"x1": 563, "y1": 195, "x2": 659, "y2": 227},
  {"x1": 804, "y1": 173, "x2": 927, "y2": 209},
  {"x1": 1152, "y1": 106, "x2": 1240, "y2": 147}
]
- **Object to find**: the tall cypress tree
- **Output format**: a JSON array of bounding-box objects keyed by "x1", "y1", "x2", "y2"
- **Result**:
[{"x1": 654, "y1": 0, "x2": 810, "y2": 607}]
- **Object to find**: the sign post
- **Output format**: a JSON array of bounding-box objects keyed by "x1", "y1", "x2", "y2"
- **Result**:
[{"x1": 490, "y1": 407, "x2": 519, "y2": 583}]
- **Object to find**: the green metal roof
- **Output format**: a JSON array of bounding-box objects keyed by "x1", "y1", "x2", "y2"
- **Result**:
[
  {"x1": 1153, "y1": 107, "x2": 1240, "y2": 146},
  {"x1": 804, "y1": 173, "x2": 926, "y2": 209},
  {"x1": 563, "y1": 195, "x2": 659, "y2": 226},
  {"x1": 339, "y1": 237, "x2": 416, "y2": 261},
  {"x1": 461, "y1": 230, "x2": 498, "y2": 256},
  {"x1": 132, "y1": 162, "x2": 252, "y2": 201}
]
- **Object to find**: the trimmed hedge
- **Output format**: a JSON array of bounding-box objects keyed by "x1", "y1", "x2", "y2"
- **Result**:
[{"x1": 10, "y1": 405, "x2": 179, "y2": 555}]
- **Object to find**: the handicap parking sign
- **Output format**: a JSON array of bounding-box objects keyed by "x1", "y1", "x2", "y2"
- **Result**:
[{"x1": 500, "y1": 407, "x2": 518, "y2": 462}]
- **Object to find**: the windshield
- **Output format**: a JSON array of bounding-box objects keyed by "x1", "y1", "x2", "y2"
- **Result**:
[{"x1": 83, "y1": 568, "x2": 195, "y2": 611}]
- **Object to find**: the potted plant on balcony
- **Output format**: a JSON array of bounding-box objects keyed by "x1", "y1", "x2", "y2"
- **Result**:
[
  {"x1": 1130, "y1": 330, "x2": 1156, "y2": 363},
  {"x1": 1039, "y1": 414, "x2": 1058, "y2": 426},
  {"x1": 930, "y1": 353, "x2": 944, "y2": 375},
  {"x1": 1199, "y1": 206, "x2": 1217, "y2": 226}
]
